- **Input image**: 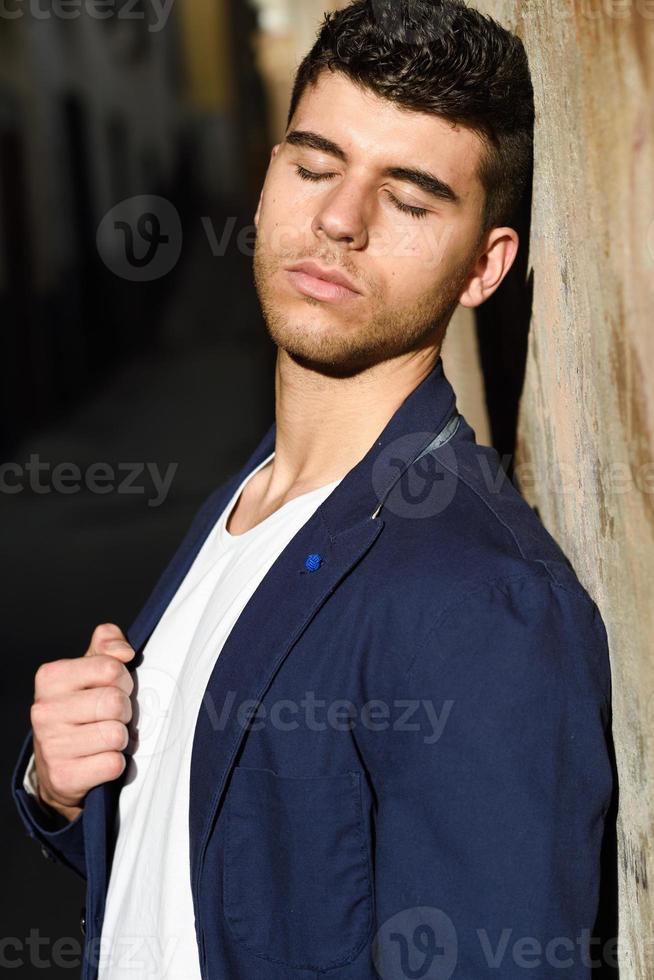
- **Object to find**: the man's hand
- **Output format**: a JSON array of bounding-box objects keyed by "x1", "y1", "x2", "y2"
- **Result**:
[{"x1": 30, "y1": 624, "x2": 135, "y2": 823}]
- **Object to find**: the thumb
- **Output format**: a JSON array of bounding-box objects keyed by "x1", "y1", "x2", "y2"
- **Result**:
[{"x1": 85, "y1": 623, "x2": 136, "y2": 662}]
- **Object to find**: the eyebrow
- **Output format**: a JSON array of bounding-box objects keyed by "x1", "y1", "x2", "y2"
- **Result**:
[{"x1": 285, "y1": 129, "x2": 462, "y2": 206}]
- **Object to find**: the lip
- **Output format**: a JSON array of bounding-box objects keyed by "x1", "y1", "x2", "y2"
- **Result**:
[{"x1": 285, "y1": 261, "x2": 363, "y2": 302}]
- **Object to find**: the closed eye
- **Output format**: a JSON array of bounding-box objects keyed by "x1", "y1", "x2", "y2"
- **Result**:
[
  {"x1": 389, "y1": 196, "x2": 430, "y2": 220},
  {"x1": 294, "y1": 165, "x2": 430, "y2": 220},
  {"x1": 295, "y1": 164, "x2": 337, "y2": 183}
]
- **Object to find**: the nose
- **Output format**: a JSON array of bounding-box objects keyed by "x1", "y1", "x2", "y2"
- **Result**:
[{"x1": 311, "y1": 180, "x2": 369, "y2": 250}]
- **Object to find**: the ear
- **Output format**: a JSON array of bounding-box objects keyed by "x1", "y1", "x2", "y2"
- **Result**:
[
  {"x1": 458, "y1": 227, "x2": 520, "y2": 309},
  {"x1": 254, "y1": 144, "x2": 281, "y2": 228}
]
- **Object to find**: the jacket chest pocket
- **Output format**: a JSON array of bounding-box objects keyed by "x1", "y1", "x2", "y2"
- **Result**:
[{"x1": 223, "y1": 766, "x2": 374, "y2": 972}]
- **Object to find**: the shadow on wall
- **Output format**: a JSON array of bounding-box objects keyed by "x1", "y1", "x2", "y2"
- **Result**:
[
  {"x1": 474, "y1": 171, "x2": 533, "y2": 486},
  {"x1": 473, "y1": 165, "x2": 620, "y2": 977},
  {"x1": 597, "y1": 735, "x2": 620, "y2": 980}
]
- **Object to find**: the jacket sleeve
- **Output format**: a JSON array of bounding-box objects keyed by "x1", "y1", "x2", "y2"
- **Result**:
[
  {"x1": 369, "y1": 572, "x2": 614, "y2": 980},
  {"x1": 8, "y1": 467, "x2": 245, "y2": 886},
  {"x1": 11, "y1": 728, "x2": 87, "y2": 880}
]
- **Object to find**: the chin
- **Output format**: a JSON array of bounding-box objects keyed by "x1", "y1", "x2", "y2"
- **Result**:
[
  {"x1": 266, "y1": 299, "x2": 358, "y2": 337},
  {"x1": 267, "y1": 318, "x2": 387, "y2": 378}
]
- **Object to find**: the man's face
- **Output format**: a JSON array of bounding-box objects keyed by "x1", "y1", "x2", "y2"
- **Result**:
[{"x1": 253, "y1": 70, "x2": 488, "y2": 374}]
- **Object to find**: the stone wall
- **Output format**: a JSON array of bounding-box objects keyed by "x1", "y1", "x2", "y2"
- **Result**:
[{"x1": 472, "y1": 3, "x2": 654, "y2": 974}]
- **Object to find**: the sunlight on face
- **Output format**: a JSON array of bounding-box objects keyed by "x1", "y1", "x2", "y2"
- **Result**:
[{"x1": 253, "y1": 70, "x2": 487, "y2": 374}]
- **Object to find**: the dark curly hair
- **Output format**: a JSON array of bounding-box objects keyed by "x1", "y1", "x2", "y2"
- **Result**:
[{"x1": 286, "y1": 0, "x2": 534, "y2": 233}]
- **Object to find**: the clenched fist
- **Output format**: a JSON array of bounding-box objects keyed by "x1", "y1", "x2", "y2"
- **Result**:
[{"x1": 30, "y1": 623, "x2": 135, "y2": 823}]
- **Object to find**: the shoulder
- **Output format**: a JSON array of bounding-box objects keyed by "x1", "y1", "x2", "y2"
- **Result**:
[
  {"x1": 407, "y1": 565, "x2": 612, "y2": 712},
  {"x1": 427, "y1": 416, "x2": 570, "y2": 568},
  {"x1": 377, "y1": 414, "x2": 593, "y2": 615}
]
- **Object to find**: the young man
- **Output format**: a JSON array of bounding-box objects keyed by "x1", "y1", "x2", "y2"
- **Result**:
[{"x1": 13, "y1": 2, "x2": 613, "y2": 979}]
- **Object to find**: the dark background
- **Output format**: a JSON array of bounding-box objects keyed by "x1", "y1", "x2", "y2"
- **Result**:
[{"x1": 0, "y1": 2, "x2": 276, "y2": 974}]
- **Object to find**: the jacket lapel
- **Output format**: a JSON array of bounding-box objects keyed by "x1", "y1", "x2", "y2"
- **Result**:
[
  {"x1": 83, "y1": 425, "x2": 278, "y2": 934},
  {"x1": 187, "y1": 356, "x2": 460, "y2": 908},
  {"x1": 126, "y1": 424, "x2": 277, "y2": 656},
  {"x1": 84, "y1": 355, "x2": 459, "y2": 942},
  {"x1": 188, "y1": 506, "x2": 385, "y2": 901}
]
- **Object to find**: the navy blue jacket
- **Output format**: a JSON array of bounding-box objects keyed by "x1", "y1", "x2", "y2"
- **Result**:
[{"x1": 12, "y1": 356, "x2": 613, "y2": 980}]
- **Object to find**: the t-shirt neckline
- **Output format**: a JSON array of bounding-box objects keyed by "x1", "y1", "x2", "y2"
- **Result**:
[{"x1": 219, "y1": 451, "x2": 342, "y2": 543}]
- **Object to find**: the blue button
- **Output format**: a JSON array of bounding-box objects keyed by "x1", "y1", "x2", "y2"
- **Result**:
[{"x1": 304, "y1": 553, "x2": 322, "y2": 572}]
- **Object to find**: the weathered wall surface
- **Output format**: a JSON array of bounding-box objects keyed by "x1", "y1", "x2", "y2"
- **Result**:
[{"x1": 472, "y1": 2, "x2": 654, "y2": 974}]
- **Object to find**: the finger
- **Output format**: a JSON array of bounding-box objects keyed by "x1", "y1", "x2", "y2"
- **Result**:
[
  {"x1": 48, "y1": 750, "x2": 127, "y2": 803},
  {"x1": 85, "y1": 623, "x2": 135, "y2": 663},
  {"x1": 34, "y1": 654, "x2": 135, "y2": 701},
  {"x1": 42, "y1": 718, "x2": 131, "y2": 760},
  {"x1": 39, "y1": 687, "x2": 133, "y2": 726}
]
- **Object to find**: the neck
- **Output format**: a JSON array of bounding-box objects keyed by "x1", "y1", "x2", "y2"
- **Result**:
[{"x1": 261, "y1": 347, "x2": 441, "y2": 500}]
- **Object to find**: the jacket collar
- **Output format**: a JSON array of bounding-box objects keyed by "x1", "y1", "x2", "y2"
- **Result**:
[
  {"x1": 238, "y1": 353, "x2": 459, "y2": 538},
  {"x1": 185, "y1": 353, "x2": 461, "y2": 929},
  {"x1": 321, "y1": 354, "x2": 458, "y2": 534},
  {"x1": 125, "y1": 354, "x2": 458, "y2": 655}
]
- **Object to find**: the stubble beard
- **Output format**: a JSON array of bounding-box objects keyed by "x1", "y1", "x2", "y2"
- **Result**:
[{"x1": 252, "y1": 234, "x2": 472, "y2": 377}]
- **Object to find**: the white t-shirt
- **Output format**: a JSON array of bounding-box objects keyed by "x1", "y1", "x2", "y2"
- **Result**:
[{"x1": 25, "y1": 450, "x2": 344, "y2": 979}]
